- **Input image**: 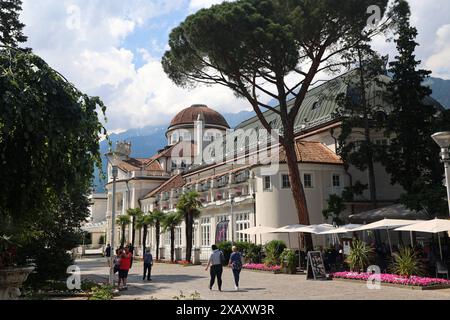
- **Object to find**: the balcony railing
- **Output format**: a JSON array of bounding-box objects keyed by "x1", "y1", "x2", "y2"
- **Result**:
[{"x1": 130, "y1": 171, "x2": 171, "y2": 179}]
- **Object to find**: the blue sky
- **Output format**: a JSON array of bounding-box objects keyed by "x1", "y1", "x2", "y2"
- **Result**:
[{"x1": 19, "y1": 0, "x2": 450, "y2": 133}]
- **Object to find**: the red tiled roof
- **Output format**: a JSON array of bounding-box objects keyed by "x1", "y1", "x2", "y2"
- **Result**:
[
  {"x1": 118, "y1": 157, "x2": 164, "y2": 173},
  {"x1": 144, "y1": 142, "x2": 196, "y2": 169},
  {"x1": 252, "y1": 140, "x2": 343, "y2": 166},
  {"x1": 294, "y1": 141, "x2": 343, "y2": 164},
  {"x1": 143, "y1": 174, "x2": 185, "y2": 199}
]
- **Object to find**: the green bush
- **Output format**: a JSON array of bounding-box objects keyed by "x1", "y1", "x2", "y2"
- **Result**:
[
  {"x1": 89, "y1": 285, "x2": 114, "y2": 300},
  {"x1": 264, "y1": 240, "x2": 286, "y2": 266},
  {"x1": 244, "y1": 243, "x2": 262, "y2": 263},
  {"x1": 390, "y1": 246, "x2": 424, "y2": 277},
  {"x1": 217, "y1": 242, "x2": 232, "y2": 264},
  {"x1": 24, "y1": 248, "x2": 74, "y2": 286},
  {"x1": 346, "y1": 240, "x2": 374, "y2": 272}
]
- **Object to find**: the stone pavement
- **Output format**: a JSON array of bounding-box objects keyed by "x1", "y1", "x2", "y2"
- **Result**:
[{"x1": 76, "y1": 257, "x2": 450, "y2": 300}]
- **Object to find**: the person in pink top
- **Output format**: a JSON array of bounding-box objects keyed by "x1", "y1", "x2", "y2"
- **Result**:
[{"x1": 118, "y1": 248, "x2": 132, "y2": 291}]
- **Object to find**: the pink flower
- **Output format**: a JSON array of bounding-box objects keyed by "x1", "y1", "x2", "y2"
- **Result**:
[
  {"x1": 331, "y1": 272, "x2": 450, "y2": 287},
  {"x1": 243, "y1": 263, "x2": 281, "y2": 272}
]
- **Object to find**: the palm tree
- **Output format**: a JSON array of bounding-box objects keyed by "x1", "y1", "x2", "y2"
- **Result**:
[
  {"x1": 136, "y1": 214, "x2": 153, "y2": 253},
  {"x1": 150, "y1": 210, "x2": 165, "y2": 260},
  {"x1": 162, "y1": 212, "x2": 183, "y2": 262},
  {"x1": 177, "y1": 191, "x2": 202, "y2": 262},
  {"x1": 116, "y1": 215, "x2": 131, "y2": 248},
  {"x1": 127, "y1": 208, "x2": 143, "y2": 250}
]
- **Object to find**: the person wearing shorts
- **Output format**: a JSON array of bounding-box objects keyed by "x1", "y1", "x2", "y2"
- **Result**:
[{"x1": 118, "y1": 248, "x2": 132, "y2": 291}]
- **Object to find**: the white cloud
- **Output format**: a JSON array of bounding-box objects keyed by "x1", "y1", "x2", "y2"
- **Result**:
[
  {"x1": 20, "y1": 0, "x2": 251, "y2": 133},
  {"x1": 189, "y1": 0, "x2": 226, "y2": 11},
  {"x1": 425, "y1": 24, "x2": 450, "y2": 79},
  {"x1": 108, "y1": 18, "x2": 136, "y2": 40},
  {"x1": 19, "y1": 0, "x2": 450, "y2": 134}
]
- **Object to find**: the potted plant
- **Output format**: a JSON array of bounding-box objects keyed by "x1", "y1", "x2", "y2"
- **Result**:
[
  {"x1": 280, "y1": 249, "x2": 297, "y2": 274},
  {"x1": 345, "y1": 240, "x2": 374, "y2": 273},
  {"x1": 0, "y1": 235, "x2": 34, "y2": 300}
]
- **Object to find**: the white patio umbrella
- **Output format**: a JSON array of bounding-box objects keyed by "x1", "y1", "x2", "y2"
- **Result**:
[
  {"x1": 395, "y1": 219, "x2": 450, "y2": 260},
  {"x1": 294, "y1": 224, "x2": 335, "y2": 234},
  {"x1": 319, "y1": 224, "x2": 363, "y2": 235},
  {"x1": 270, "y1": 224, "x2": 307, "y2": 248},
  {"x1": 352, "y1": 219, "x2": 422, "y2": 253},
  {"x1": 237, "y1": 226, "x2": 277, "y2": 245}
]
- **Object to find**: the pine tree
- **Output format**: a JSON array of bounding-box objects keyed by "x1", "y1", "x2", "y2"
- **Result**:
[
  {"x1": 0, "y1": 0, "x2": 27, "y2": 48},
  {"x1": 335, "y1": 49, "x2": 387, "y2": 208},
  {"x1": 383, "y1": 0, "x2": 447, "y2": 216}
]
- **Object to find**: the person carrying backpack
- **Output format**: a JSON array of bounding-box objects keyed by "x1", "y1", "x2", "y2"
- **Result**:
[
  {"x1": 229, "y1": 246, "x2": 243, "y2": 291},
  {"x1": 205, "y1": 244, "x2": 225, "y2": 292}
]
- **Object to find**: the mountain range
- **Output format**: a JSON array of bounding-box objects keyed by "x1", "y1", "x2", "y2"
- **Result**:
[{"x1": 93, "y1": 76, "x2": 450, "y2": 192}]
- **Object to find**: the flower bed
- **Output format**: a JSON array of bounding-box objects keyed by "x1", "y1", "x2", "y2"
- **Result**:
[
  {"x1": 243, "y1": 263, "x2": 282, "y2": 273},
  {"x1": 332, "y1": 272, "x2": 450, "y2": 289}
]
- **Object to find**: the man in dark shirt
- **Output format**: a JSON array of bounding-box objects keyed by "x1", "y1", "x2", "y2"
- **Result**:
[{"x1": 143, "y1": 249, "x2": 154, "y2": 281}]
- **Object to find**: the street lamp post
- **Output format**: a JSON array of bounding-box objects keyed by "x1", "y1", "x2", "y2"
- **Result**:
[
  {"x1": 106, "y1": 152, "x2": 121, "y2": 286},
  {"x1": 230, "y1": 194, "x2": 235, "y2": 245},
  {"x1": 432, "y1": 132, "x2": 450, "y2": 216}
]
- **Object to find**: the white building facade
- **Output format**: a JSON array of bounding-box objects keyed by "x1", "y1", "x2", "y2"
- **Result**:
[{"x1": 92, "y1": 72, "x2": 443, "y2": 260}]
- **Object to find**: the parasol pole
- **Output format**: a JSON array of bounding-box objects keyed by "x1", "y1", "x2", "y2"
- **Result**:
[
  {"x1": 410, "y1": 231, "x2": 414, "y2": 247},
  {"x1": 387, "y1": 229, "x2": 393, "y2": 255},
  {"x1": 438, "y1": 233, "x2": 443, "y2": 261}
]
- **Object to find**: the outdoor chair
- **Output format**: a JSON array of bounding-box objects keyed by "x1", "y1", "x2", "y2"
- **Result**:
[{"x1": 436, "y1": 261, "x2": 449, "y2": 279}]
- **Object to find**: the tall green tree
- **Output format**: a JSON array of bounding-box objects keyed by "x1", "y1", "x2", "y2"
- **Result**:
[
  {"x1": 150, "y1": 210, "x2": 165, "y2": 260},
  {"x1": 116, "y1": 215, "x2": 131, "y2": 248},
  {"x1": 177, "y1": 191, "x2": 202, "y2": 262},
  {"x1": 0, "y1": 0, "x2": 27, "y2": 48},
  {"x1": 383, "y1": 0, "x2": 447, "y2": 217},
  {"x1": 335, "y1": 52, "x2": 387, "y2": 208},
  {"x1": 127, "y1": 208, "x2": 143, "y2": 250},
  {"x1": 162, "y1": 0, "x2": 391, "y2": 249},
  {"x1": 136, "y1": 214, "x2": 153, "y2": 253},
  {"x1": 0, "y1": 47, "x2": 106, "y2": 281},
  {"x1": 161, "y1": 212, "x2": 183, "y2": 262}
]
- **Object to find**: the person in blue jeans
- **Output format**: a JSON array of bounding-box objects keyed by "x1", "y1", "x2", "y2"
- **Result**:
[{"x1": 229, "y1": 246, "x2": 243, "y2": 291}]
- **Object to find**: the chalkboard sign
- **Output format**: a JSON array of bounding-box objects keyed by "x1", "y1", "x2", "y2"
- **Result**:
[{"x1": 306, "y1": 251, "x2": 327, "y2": 280}]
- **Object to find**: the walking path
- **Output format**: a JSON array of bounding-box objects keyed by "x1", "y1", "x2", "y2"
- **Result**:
[{"x1": 76, "y1": 257, "x2": 450, "y2": 300}]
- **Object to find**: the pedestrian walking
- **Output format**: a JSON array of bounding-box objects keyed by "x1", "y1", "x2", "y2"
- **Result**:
[
  {"x1": 229, "y1": 246, "x2": 243, "y2": 291},
  {"x1": 143, "y1": 249, "x2": 153, "y2": 281},
  {"x1": 105, "y1": 244, "x2": 111, "y2": 267},
  {"x1": 118, "y1": 247, "x2": 132, "y2": 291},
  {"x1": 205, "y1": 244, "x2": 224, "y2": 292}
]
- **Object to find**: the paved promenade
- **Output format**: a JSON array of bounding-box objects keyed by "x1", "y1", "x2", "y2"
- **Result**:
[{"x1": 76, "y1": 257, "x2": 450, "y2": 300}]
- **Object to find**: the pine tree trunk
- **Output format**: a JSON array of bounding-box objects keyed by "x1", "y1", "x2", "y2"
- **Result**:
[{"x1": 283, "y1": 133, "x2": 313, "y2": 250}]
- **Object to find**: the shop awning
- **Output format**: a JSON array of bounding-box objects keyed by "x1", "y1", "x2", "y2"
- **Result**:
[{"x1": 348, "y1": 204, "x2": 428, "y2": 223}]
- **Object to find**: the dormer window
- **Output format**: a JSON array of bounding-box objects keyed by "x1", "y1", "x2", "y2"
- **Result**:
[{"x1": 312, "y1": 101, "x2": 321, "y2": 111}]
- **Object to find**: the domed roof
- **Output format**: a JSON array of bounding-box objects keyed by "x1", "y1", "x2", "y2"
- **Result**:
[{"x1": 169, "y1": 104, "x2": 230, "y2": 129}]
